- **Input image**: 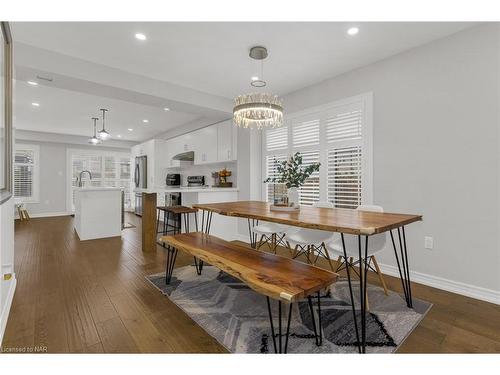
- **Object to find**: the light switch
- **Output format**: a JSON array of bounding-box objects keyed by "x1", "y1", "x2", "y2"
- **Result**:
[{"x1": 424, "y1": 236, "x2": 433, "y2": 250}]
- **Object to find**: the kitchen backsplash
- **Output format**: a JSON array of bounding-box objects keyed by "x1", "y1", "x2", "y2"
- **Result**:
[{"x1": 160, "y1": 161, "x2": 237, "y2": 187}]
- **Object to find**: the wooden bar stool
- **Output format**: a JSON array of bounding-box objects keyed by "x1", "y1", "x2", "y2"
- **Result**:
[
  {"x1": 156, "y1": 206, "x2": 180, "y2": 235},
  {"x1": 160, "y1": 206, "x2": 204, "y2": 276}
]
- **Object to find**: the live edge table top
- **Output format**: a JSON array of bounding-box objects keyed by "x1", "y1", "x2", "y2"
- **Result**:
[{"x1": 193, "y1": 201, "x2": 422, "y2": 235}]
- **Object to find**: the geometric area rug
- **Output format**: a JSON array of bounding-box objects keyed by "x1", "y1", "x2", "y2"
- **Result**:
[{"x1": 146, "y1": 266, "x2": 432, "y2": 353}]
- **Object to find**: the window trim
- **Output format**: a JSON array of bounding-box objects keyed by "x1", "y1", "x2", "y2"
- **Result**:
[
  {"x1": 66, "y1": 148, "x2": 131, "y2": 212},
  {"x1": 14, "y1": 143, "x2": 40, "y2": 203},
  {"x1": 261, "y1": 92, "x2": 373, "y2": 206}
]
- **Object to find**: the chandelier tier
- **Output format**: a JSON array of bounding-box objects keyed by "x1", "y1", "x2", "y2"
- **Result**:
[
  {"x1": 233, "y1": 93, "x2": 283, "y2": 129},
  {"x1": 233, "y1": 46, "x2": 283, "y2": 129}
]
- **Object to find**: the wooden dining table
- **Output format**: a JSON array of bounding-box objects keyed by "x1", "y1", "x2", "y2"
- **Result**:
[{"x1": 193, "y1": 200, "x2": 422, "y2": 353}]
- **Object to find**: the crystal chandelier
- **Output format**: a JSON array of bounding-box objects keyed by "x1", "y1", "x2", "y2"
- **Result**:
[{"x1": 233, "y1": 46, "x2": 283, "y2": 129}]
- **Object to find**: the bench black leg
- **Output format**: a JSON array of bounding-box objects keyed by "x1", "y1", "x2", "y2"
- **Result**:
[
  {"x1": 307, "y1": 291, "x2": 323, "y2": 346},
  {"x1": 266, "y1": 297, "x2": 293, "y2": 354},
  {"x1": 193, "y1": 256, "x2": 204, "y2": 275},
  {"x1": 165, "y1": 246, "x2": 178, "y2": 284}
]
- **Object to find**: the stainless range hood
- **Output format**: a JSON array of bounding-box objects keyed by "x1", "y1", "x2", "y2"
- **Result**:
[{"x1": 172, "y1": 151, "x2": 194, "y2": 161}]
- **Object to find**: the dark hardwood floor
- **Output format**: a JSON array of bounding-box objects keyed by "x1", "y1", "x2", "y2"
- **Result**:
[{"x1": 2, "y1": 213, "x2": 499, "y2": 353}]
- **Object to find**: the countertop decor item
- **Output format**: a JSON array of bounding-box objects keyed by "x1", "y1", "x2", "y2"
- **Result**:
[
  {"x1": 233, "y1": 46, "x2": 283, "y2": 129},
  {"x1": 213, "y1": 168, "x2": 233, "y2": 187},
  {"x1": 264, "y1": 152, "x2": 321, "y2": 209}
]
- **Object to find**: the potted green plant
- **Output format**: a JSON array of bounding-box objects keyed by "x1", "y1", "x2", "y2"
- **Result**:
[{"x1": 264, "y1": 152, "x2": 321, "y2": 208}]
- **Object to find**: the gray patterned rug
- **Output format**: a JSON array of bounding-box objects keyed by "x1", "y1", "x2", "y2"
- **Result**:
[{"x1": 146, "y1": 266, "x2": 431, "y2": 353}]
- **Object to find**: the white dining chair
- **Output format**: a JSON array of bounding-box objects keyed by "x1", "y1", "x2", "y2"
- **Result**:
[
  {"x1": 284, "y1": 201, "x2": 337, "y2": 271},
  {"x1": 253, "y1": 222, "x2": 291, "y2": 253},
  {"x1": 326, "y1": 204, "x2": 389, "y2": 305}
]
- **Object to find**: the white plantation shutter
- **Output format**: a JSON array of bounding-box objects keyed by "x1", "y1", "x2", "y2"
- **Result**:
[
  {"x1": 14, "y1": 145, "x2": 39, "y2": 202},
  {"x1": 325, "y1": 102, "x2": 364, "y2": 208},
  {"x1": 262, "y1": 94, "x2": 372, "y2": 208},
  {"x1": 266, "y1": 126, "x2": 288, "y2": 152},
  {"x1": 327, "y1": 146, "x2": 362, "y2": 208},
  {"x1": 292, "y1": 115, "x2": 321, "y2": 205},
  {"x1": 298, "y1": 151, "x2": 320, "y2": 206},
  {"x1": 292, "y1": 117, "x2": 320, "y2": 148},
  {"x1": 325, "y1": 104, "x2": 362, "y2": 143}
]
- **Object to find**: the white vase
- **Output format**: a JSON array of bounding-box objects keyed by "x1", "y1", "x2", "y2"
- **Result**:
[{"x1": 287, "y1": 187, "x2": 299, "y2": 207}]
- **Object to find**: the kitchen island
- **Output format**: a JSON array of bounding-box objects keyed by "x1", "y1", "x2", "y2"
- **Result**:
[{"x1": 74, "y1": 187, "x2": 123, "y2": 241}]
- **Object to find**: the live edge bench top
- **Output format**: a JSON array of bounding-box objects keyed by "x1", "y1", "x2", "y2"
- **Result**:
[
  {"x1": 161, "y1": 232, "x2": 338, "y2": 302},
  {"x1": 193, "y1": 201, "x2": 422, "y2": 235}
]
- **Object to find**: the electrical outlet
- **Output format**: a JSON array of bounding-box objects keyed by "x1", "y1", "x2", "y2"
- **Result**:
[{"x1": 424, "y1": 236, "x2": 434, "y2": 250}]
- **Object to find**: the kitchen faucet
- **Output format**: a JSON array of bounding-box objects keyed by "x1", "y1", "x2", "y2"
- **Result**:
[{"x1": 77, "y1": 170, "x2": 92, "y2": 187}]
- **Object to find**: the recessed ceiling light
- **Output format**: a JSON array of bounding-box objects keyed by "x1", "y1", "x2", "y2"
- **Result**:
[
  {"x1": 164, "y1": 107, "x2": 170, "y2": 111},
  {"x1": 135, "y1": 33, "x2": 147, "y2": 41},
  {"x1": 142, "y1": 119, "x2": 149, "y2": 123},
  {"x1": 347, "y1": 27, "x2": 359, "y2": 36},
  {"x1": 128, "y1": 128, "x2": 133, "y2": 131},
  {"x1": 27, "y1": 81, "x2": 38, "y2": 86},
  {"x1": 31, "y1": 102, "x2": 40, "y2": 107},
  {"x1": 117, "y1": 135, "x2": 122, "y2": 138},
  {"x1": 251, "y1": 76, "x2": 259, "y2": 81}
]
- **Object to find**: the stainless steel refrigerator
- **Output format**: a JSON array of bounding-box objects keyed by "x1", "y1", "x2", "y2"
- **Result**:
[{"x1": 134, "y1": 155, "x2": 147, "y2": 216}]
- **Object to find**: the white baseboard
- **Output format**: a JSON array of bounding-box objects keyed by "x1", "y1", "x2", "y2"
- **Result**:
[
  {"x1": 0, "y1": 275, "x2": 17, "y2": 345},
  {"x1": 378, "y1": 263, "x2": 500, "y2": 306},
  {"x1": 23, "y1": 211, "x2": 72, "y2": 219}
]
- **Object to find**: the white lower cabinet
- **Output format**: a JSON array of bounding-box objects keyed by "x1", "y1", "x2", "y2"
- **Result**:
[{"x1": 180, "y1": 191, "x2": 239, "y2": 241}]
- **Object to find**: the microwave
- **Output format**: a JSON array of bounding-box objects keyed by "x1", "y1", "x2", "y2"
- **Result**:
[{"x1": 166, "y1": 173, "x2": 181, "y2": 186}]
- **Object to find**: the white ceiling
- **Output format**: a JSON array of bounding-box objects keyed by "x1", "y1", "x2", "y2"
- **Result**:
[
  {"x1": 14, "y1": 81, "x2": 200, "y2": 141},
  {"x1": 12, "y1": 22, "x2": 475, "y2": 99}
]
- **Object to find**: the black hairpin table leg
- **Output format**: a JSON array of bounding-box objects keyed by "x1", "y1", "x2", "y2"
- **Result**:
[
  {"x1": 165, "y1": 245, "x2": 178, "y2": 284},
  {"x1": 390, "y1": 226, "x2": 413, "y2": 308},
  {"x1": 340, "y1": 233, "x2": 368, "y2": 353},
  {"x1": 247, "y1": 218, "x2": 259, "y2": 249}
]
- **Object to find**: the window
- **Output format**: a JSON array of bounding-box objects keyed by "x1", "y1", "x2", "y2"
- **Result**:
[
  {"x1": 68, "y1": 149, "x2": 131, "y2": 211},
  {"x1": 14, "y1": 144, "x2": 40, "y2": 202},
  {"x1": 262, "y1": 93, "x2": 373, "y2": 208}
]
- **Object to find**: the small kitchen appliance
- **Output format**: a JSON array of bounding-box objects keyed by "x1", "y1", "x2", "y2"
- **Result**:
[
  {"x1": 187, "y1": 175, "x2": 205, "y2": 187},
  {"x1": 166, "y1": 173, "x2": 181, "y2": 186}
]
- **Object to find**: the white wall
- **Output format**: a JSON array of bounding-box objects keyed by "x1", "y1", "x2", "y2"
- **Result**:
[
  {"x1": 279, "y1": 24, "x2": 500, "y2": 301},
  {"x1": 14, "y1": 135, "x2": 131, "y2": 216}
]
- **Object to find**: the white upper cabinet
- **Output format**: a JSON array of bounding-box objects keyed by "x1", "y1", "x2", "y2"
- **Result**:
[
  {"x1": 217, "y1": 120, "x2": 237, "y2": 162},
  {"x1": 163, "y1": 120, "x2": 238, "y2": 167},
  {"x1": 193, "y1": 125, "x2": 218, "y2": 164},
  {"x1": 165, "y1": 137, "x2": 183, "y2": 167}
]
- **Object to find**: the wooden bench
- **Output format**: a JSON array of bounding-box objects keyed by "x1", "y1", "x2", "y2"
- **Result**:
[{"x1": 161, "y1": 232, "x2": 338, "y2": 353}]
